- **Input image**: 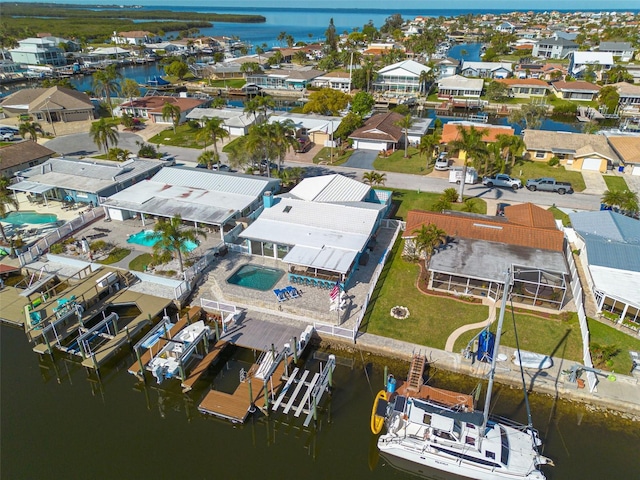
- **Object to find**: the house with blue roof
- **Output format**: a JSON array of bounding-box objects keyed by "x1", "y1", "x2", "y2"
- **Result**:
[{"x1": 569, "y1": 210, "x2": 640, "y2": 327}]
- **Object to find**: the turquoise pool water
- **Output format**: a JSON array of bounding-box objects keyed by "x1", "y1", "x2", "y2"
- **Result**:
[
  {"x1": 226, "y1": 264, "x2": 284, "y2": 291},
  {"x1": 1, "y1": 211, "x2": 58, "y2": 225},
  {"x1": 126, "y1": 230, "x2": 198, "y2": 252}
]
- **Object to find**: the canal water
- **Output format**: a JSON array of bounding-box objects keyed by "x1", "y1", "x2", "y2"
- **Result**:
[{"x1": 1, "y1": 325, "x2": 638, "y2": 479}]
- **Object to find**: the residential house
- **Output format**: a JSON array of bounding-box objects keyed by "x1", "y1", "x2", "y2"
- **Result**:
[
  {"x1": 598, "y1": 41, "x2": 635, "y2": 62},
  {"x1": 101, "y1": 167, "x2": 280, "y2": 244},
  {"x1": 0, "y1": 86, "x2": 95, "y2": 123},
  {"x1": 371, "y1": 59, "x2": 431, "y2": 96},
  {"x1": 532, "y1": 37, "x2": 578, "y2": 59},
  {"x1": 432, "y1": 57, "x2": 460, "y2": 80},
  {"x1": 568, "y1": 211, "x2": 640, "y2": 326},
  {"x1": 311, "y1": 71, "x2": 352, "y2": 92},
  {"x1": 111, "y1": 30, "x2": 158, "y2": 46},
  {"x1": 495, "y1": 78, "x2": 550, "y2": 97},
  {"x1": 10, "y1": 157, "x2": 164, "y2": 206},
  {"x1": 460, "y1": 61, "x2": 513, "y2": 79},
  {"x1": 523, "y1": 130, "x2": 619, "y2": 172},
  {"x1": 402, "y1": 204, "x2": 568, "y2": 308},
  {"x1": 201, "y1": 62, "x2": 243, "y2": 80},
  {"x1": 0, "y1": 141, "x2": 55, "y2": 178},
  {"x1": 568, "y1": 51, "x2": 614, "y2": 79},
  {"x1": 117, "y1": 96, "x2": 210, "y2": 125},
  {"x1": 348, "y1": 112, "x2": 404, "y2": 151},
  {"x1": 186, "y1": 107, "x2": 260, "y2": 137},
  {"x1": 441, "y1": 122, "x2": 515, "y2": 160},
  {"x1": 437, "y1": 75, "x2": 484, "y2": 98},
  {"x1": 245, "y1": 67, "x2": 324, "y2": 91},
  {"x1": 37, "y1": 35, "x2": 80, "y2": 52},
  {"x1": 605, "y1": 135, "x2": 640, "y2": 176},
  {"x1": 239, "y1": 174, "x2": 391, "y2": 289},
  {"x1": 9, "y1": 37, "x2": 66, "y2": 67},
  {"x1": 267, "y1": 113, "x2": 342, "y2": 148},
  {"x1": 551, "y1": 80, "x2": 601, "y2": 101},
  {"x1": 609, "y1": 82, "x2": 640, "y2": 111},
  {"x1": 496, "y1": 21, "x2": 516, "y2": 33},
  {"x1": 144, "y1": 42, "x2": 186, "y2": 54}
]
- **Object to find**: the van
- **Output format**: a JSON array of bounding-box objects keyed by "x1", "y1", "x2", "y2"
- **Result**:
[{"x1": 448, "y1": 166, "x2": 478, "y2": 184}]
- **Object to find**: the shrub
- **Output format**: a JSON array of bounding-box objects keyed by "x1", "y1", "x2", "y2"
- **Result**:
[
  {"x1": 547, "y1": 156, "x2": 560, "y2": 167},
  {"x1": 137, "y1": 142, "x2": 159, "y2": 159},
  {"x1": 187, "y1": 119, "x2": 200, "y2": 129},
  {"x1": 90, "y1": 240, "x2": 107, "y2": 252},
  {"x1": 442, "y1": 188, "x2": 459, "y2": 203},
  {"x1": 49, "y1": 243, "x2": 64, "y2": 254}
]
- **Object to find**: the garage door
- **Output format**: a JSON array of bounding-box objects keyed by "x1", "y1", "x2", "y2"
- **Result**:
[
  {"x1": 633, "y1": 166, "x2": 640, "y2": 176},
  {"x1": 582, "y1": 157, "x2": 602, "y2": 171}
]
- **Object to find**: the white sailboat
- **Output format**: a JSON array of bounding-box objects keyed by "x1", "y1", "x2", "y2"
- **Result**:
[{"x1": 377, "y1": 270, "x2": 553, "y2": 480}]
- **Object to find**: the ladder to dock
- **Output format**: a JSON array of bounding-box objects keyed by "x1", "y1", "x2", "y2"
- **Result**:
[{"x1": 406, "y1": 354, "x2": 426, "y2": 393}]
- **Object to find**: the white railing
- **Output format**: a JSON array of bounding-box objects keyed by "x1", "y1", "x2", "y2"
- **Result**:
[
  {"x1": 228, "y1": 243, "x2": 250, "y2": 254},
  {"x1": 200, "y1": 298, "x2": 239, "y2": 315},
  {"x1": 565, "y1": 242, "x2": 598, "y2": 392},
  {"x1": 183, "y1": 245, "x2": 222, "y2": 283},
  {"x1": 18, "y1": 207, "x2": 105, "y2": 266},
  {"x1": 313, "y1": 322, "x2": 355, "y2": 341}
]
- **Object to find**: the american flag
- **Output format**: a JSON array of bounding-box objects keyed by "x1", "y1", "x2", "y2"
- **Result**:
[{"x1": 330, "y1": 282, "x2": 340, "y2": 301}]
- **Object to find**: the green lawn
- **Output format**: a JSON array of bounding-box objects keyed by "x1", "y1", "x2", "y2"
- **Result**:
[
  {"x1": 373, "y1": 148, "x2": 432, "y2": 175},
  {"x1": 205, "y1": 79, "x2": 246, "y2": 88},
  {"x1": 548, "y1": 206, "x2": 571, "y2": 227},
  {"x1": 362, "y1": 238, "x2": 489, "y2": 350},
  {"x1": 147, "y1": 123, "x2": 204, "y2": 149},
  {"x1": 588, "y1": 318, "x2": 640, "y2": 374},
  {"x1": 511, "y1": 159, "x2": 586, "y2": 192},
  {"x1": 381, "y1": 188, "x2": 487, "y2": 220},
  {"x1": 97, "y1": 247, "x2": 131, "y2": 265},
  {"x1": 129, "y1": 253, "x2": 154, "y2": 272},
  {"x1": 313, "y1": 147, "x2": 353, "y2": 165},
  {"x1": 603, "y1": 175, "x2": 629, "y2": 192}
]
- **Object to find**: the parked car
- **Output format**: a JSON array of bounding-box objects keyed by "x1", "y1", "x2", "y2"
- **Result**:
[
  {"x1": 525, "y1": 177, "x2": 573, "y2": 195},
  {"x1": 295, "y1": 139, "x2": 313, "y2": 153},
  {"x1": 159, "y1": 153, "x2": 176, "y2": 165},
  {"x1": 496, "y1": 202, "x2": 511, "y2": 216},
  {"x1": 434, "y1": 153, "x2": 450, "y2": 171},
  {"x1": 1, "y1": 132, "x2": 15, "y2": 141},
  {"x1": 482, "y1": 174, "x2": 522, "y2": 190},
  {"x1": 211, "y1": 163, "x2": 230, "y2": 171}
]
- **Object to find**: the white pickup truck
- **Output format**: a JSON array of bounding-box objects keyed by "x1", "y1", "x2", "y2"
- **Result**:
[{"x1": 482, "y1": 174, "x2": 522, "y2": 190}]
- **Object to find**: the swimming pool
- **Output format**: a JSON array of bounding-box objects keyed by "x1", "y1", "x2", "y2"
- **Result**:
[
  {"x1": 226, "y1": 264, "x2": 284, "y2": 291},
  {"x1": 126, "y1": 230, "x2": 198, "y2": 252},
  {"x1": 1, "y1": 211, "x2": 58, "y2": 225}
]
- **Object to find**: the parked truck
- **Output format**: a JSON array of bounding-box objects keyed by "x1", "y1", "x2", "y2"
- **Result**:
[
  {"x1": 449, "y1": 167, "x2": 478, "y2": 184},
  {"x1": 482, "y1": 174, "x2": 522, "y2": 190},
  {"x1": 525, "y1": 177, "x2": 573, "y2": 195}
]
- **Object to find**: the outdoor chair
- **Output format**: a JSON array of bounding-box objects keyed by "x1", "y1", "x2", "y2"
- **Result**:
[
  {"x1": 285, "y1": 286, "x2": 300, "y2": 299},
  {"x1": 273, "y1": 289, "x2": 287, "y2": 302}
]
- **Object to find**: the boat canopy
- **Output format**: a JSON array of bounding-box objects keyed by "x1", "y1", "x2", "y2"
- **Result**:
[{"x1": 412, "y1": 398, "x2": 485, "y2": 427}]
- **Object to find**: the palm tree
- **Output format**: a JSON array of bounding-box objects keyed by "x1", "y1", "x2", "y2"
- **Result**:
[
  {"x1": 412, "y1": 223, "x2": 447, "y2": 267},
  {"x1": 495, "y1": 133, "x2": 525, "y2": 168},
  {"x1": 197, "y1": 117, "x2": 229, "y2": 168},
  {"x1": 395, "y1": 114, "x2": 414, "y2": 158},
  {"x1": 149, "y1": 215, "x2": 206, "y2": 274},
  {"x1": 18, "y1": 121, "x2": 43, "y2": 141},
  {"x1": 271, "y1": 120, "x2": 298, "y2": 172},
  {"x1": 460, "y1": 198, "x2": 481, "y2": 213},
  {"x1": 374, "y1": 172, "x2": 387, "y2": 186},
  {"x1": 161, "y1": 102, "x2": 181, "y2": 134},
  {"x1": 245, "y1": 123, "x2": 276, "y2": 177},
  {"x1": 601, "y1": 189, "x2": 639, "y2": 216},
  {"x1": 0, "y1": 176, "x2": 19, "y2": 243},
  {"x1": 362, "y1": 171, "x2": 378, "y2": 186},
  {"x1": 89, "y1": 118, "x2": 119, "y2": 152},
  {"x1": 243, "y1": 98, "x2": 260, "y2": 124},
  {"x1": 447, "y1": 125, "x2": 489, "y2": 201},
  {"x1": 197, "y1": 150, "x2": 217, "y2": 169},
  {"x1": 92, "y1": 64, "x2": 122, "y2": 116},
  {"x1": 255, "y1": 95, "x2": 275, "y2": 119},
  {"x1": 418, "y1": 130, "x2": 441, "y2": 166}
]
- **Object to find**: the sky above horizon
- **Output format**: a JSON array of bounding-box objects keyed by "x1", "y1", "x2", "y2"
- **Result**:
[{"x1": 8, "y1": 0, "x2": 640, "y2": 9}]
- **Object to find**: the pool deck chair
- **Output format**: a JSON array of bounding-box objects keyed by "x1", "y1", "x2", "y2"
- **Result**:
[
  {"x1": 285, "y1": 286, "x2": 300, "y2": 299},
  {"x1": 273, "y1": 289, "x2": 287, "y2": 302}
]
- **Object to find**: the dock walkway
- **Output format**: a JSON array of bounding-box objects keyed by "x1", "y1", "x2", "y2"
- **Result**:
[{"x1": 181, "y1": 339, "x2": 227, "y2": 392}]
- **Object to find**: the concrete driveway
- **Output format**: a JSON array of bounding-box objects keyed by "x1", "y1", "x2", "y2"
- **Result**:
[
  {"x1": 42, "y1": 132, "x2": 144, "y2": 157},
  {"x1": 343, "y1": 149, "x2": 378, "y2": 170},
  {"x1": 581, "y1": 170, "x2": 607, "y2": 195}
]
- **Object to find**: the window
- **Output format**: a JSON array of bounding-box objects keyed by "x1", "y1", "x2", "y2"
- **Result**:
[
  {"x1": 535, "y1": 151, "x2": 545, "y2": 159},
  {"x1": 465, "y1": 436, "x2": 476, "y2": 446},
  {"x1": 486, "y1": 451, "x2": 496, "y2": 459}
]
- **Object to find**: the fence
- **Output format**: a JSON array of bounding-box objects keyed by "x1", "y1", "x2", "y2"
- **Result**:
[
  {"x1": 18, "y1": 207, "x2": 105, "y2": 266},
  {"x1": 565, "y1": 242, "x2": 598, "y2": 392},
  {"x1": 183, "y1": 245, "x2": 223, "y2": 284}
]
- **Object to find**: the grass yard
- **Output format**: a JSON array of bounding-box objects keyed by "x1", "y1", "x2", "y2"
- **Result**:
[
  {"x1": 511, "y1": 159, "x2": 586, "y2": 192},
  {"x1": 97, "y1": 247, "x2": 131, "y2": 265},
  {"x1": 373, "y1": 148, "x2": 432, "y2": 175},
  {"x1": 129, "y1": 253, "x2": 154, "y2": 272},
  {"x1": 313, "y1": 147, "x2": 353, "y2": 165},
  {"x1": 453, "y1": 310, "x2": 583, "y2": 363},
  {"x1": 548, "y1": 206, "x2": 571, "y2": 227},
  {"x1": 382, "y1": 188, "x2": 487, "y2": 220},
  {"x1": 588, "y1": 318, "x2": 640, "y2": 374},
  {"x1": 603, "y1": 175, "x2": 629, "y2": 192},
  {"x1": 362, "y1": 238, "x2": 489, "y2": 350},
  {"x1": 205, "y1": 79, "x2": 245, "y2": 88},
  {"x1": 148, "y1": 124, "x2": 204, "y2": 149}
]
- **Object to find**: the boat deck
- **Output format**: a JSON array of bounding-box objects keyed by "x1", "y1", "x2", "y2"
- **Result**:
[
  {"x1": 395, "y1": 380, "x2": 475, "y2": 411},
  {"x1": 198, "y1": 360, "x2": 287, "y2": 423},
  {"x1": 181, "y1": 339, "x2": 227, "y2": 392}
]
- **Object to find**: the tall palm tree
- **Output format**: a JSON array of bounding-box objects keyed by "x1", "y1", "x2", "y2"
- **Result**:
[
  {"x1": 149, "y1": 215, "x2": 205, "y2": 274},
  {"x1": 395, "y1": 114, "x2": 414, "y2": 158},
  {"x1": 245, "y1": 123, "x2": 276, "y2": 177},
  {"x1": 255, "y1": 95, "x2": 275, "y2": 119},
  {"x1": 161, "y1": 102, "x2": 181, "y2": 134},
  {"x1": 0, "y1": 176, "x2": 19, "y2": 243},
  {"x1": 18, "y1": 121, "x2": 43, "y2": 141},
  {"x1": 197, "y1": 117, "x2": 229, "y2": 168},
  {"x1": 412, "y1": 223, "x2": 447, "y2": 267},
  {"x1": 89, "y1": 118, "x2": 119, "y2": 153},
  {"x1": 496, "y1": 133, "x2": 525, "y2": 168},
  {"x1": 447, "y1": 125, "x2": 489, "y2": 201},
  {"x1": 271, "y1": 120, "x2": 298, "y2": 172},
  {"x1": 243, "y1": 98, "x2": 260, "y2": 124},
  {"x1": 418, "y1": 130, "x2": 441, "y2": 166},
  {"x1": 92, "y1": 64, "x2": 122, "y2": 116}
]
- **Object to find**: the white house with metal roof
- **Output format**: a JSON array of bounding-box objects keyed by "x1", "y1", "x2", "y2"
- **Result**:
[
  {"x1": 239, "y1": 174, "x2": 391, "y2": 288},
  {"x1": 10, "y1": 157, "x2": 164, "y2": 206},
  {"x1": 437, "y1": 75, "x2": 484, "y2": 98},
  {"x1": 568, "y1": 51, "x2": 615, "y2": 79},
  {"x1": 100, "y1": 167, "x2": 280, "y2": 243},
  {"x1": 568, "y1": 210, "x2": 640, "y2": 327},
  {"x1": 372, "y1": 59, "x2": 431, "y2": 96},
  {"x1": 267, "y1": 113, "x2": 342, "y2": 149}
]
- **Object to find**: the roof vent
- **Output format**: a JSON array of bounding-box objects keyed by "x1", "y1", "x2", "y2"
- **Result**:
[{"x1": 284, "y1": 206, "x2": 292, "y2": 213}]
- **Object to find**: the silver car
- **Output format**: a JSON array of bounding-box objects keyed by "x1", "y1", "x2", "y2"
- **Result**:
[{"x1": 434, "y1": 153, "x2": 449, "y2": 171}]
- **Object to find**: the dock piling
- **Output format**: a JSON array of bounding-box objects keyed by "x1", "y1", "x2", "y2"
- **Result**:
[{"x1": 293, "y1": 336, "x2": 298, "y2": 363}]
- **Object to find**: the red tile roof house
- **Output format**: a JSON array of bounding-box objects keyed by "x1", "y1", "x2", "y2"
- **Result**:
[
  {"x1": 348, "y1": 112, "x2": 404, "y2": 152},
  {"x1": 116, "y1": 96, "x2": 210, "y2": 125},
  {"x1": 402, "y1": 204, "x2": 570, "y2": 309}
]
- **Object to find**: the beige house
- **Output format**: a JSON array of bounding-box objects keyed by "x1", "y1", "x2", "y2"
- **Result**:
[
  {"x1": 0, "y1": 86, "x2": 95, "y2": 123},
  {"x1": 495, "y1": 78, "x2": 550, "y2": 97},
  {"x1": 606, "y1": 135, "x2": 640, "y2": 176},
  {"x1": 0, "y1": 141, "x2": 56, "y2": 177},
  {"x1": 551, "y1": 80, "x2": 601, "y2": 101},
  {"x1": 523, "y1": 130, "x2": 620, "y2": 172}
]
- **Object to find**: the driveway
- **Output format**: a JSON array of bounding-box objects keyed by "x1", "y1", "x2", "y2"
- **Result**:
[
  {"x1": 342, "y1": 149, "x2": 378, "y2": 170},
  {"x1": 581, "y1": 170, "x2": 608, "y2": 195},
  {"x1": 42, "y1": 132, "x2": 144, "y2": 157}
]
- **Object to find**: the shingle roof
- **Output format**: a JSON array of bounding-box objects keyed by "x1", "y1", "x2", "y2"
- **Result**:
[
  {"x1": 0, "y1": 141, "x2": 55, "y2": 171},
  {"x1": 607, "y1": 136, "x2": 640, "y2": 165},
  {"x1": 119, "y1": 95, "x2": 207, "y2": 113},
  {"x1": 349, "y1": 112, "x2": 404, "y2": 142},
  {"x1": 403, "y1": 208, "x2": 564, "y2": 252},
  {"x1": 1, "y1": 86, "x2": 93, "y2": 111},
  {"x1": 523, "y1": 130, "x2": 619, "y2": 161},
  {"x1": 552, "y1": 81, "x2": 601, "y2": 92}
]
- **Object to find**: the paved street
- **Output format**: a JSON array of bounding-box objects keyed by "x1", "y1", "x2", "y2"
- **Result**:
[{"x1": 43, "y1": 131, "x2": 144, "y2": 157}]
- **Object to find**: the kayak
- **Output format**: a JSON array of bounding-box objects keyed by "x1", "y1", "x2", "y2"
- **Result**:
[
  {"x1": 513, "y1": 350, "x2": 553, "y2": 369},
  {"x1": 370, "y1": 390, "x2": 388, "y2": 434}
]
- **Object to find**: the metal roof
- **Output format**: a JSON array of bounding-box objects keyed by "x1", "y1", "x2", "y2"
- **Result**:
[
  {"x1": 283, "y1": 245, "x2": 358, "y2": 274},
  {"x1": 9, "y1": 181, "x2": 55, "y2": 194},
  {"x1": 569, "y1": 210, "x2": 640, "y2": 244},
  {"x1": 590, "y1": 265, "x2": 640, "y2": 308},
  {"x1": 288, "y1": 174, "x2": 371, "y2": 203},
  {"x1": 583, "y1": 236, "x2": 640, "y2": 272}
]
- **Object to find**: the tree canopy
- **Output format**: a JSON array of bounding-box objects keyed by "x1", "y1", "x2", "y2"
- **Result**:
[{"x1": 302, "y1": 88, "x2": 351, "y2": 116}]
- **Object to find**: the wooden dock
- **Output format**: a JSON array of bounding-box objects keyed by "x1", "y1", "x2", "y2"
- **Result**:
[
  {"x1": 181, "y1": 339, "x2": 227, "y2": 392},
  {"x1": 198, "y1": 360, "x2": 286, "y2": 423}
]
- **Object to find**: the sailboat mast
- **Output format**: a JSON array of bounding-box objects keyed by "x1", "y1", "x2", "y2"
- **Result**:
[{"x1": 481, "y1": 269, "x2": 511, "y2": 434}]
